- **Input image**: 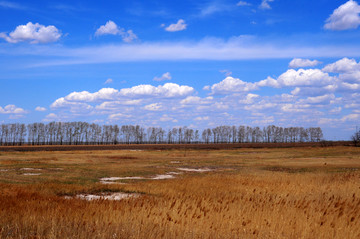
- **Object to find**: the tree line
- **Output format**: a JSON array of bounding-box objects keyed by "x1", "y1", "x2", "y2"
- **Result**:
[{"x1": 0, "y1": 122, "x2": 323, "y2": 146}]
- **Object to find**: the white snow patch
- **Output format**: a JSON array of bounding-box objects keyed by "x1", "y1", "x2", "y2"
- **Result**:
[
  {"x1": 72, "y1": 192, "x2": 139, "y2": 201},
  {"x1": 23, "y1": 173, "x2": 42, "y2": 176},
  {"x1": 99, "y1": 181, "x2": 126, "y2": 185},
  {"x1": 100, "y1": 176, "x2": 144, "y2": 181},
  {"x1": 0, "y1": 169, "x2": 9, "y2": 172},
  {"x1": 20, "y1": 168, "x2": 42, "y2": 171},
  {"x1": 177, "y1": 168, "x2": 214, "y2": 172},
  {"x1": 167, "y1": 172, "x2": 182, "y2": 175},
  {"x1": 151, "y1": 174, "x2": 175, "y2": 180}
]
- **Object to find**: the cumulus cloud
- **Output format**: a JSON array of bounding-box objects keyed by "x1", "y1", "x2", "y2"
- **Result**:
[
  {"x1": 210, "y1": 76, "x2": 258, "y2": 94},
  {"x1": 164, "y1": 19, "x2": 187, "y2": 32},
  {"x1": 119, "y1": 83, "x2": 194, "y2": 98},
  {"x1": 43, "y1": 113, "x2": 58, "y2": 122},
  {"x1": 281, "y1": 104, "x2": 308, "y2": 113},
  {"x1": 180, "y1": 96, "x2": 213, "y2": 105},
  {"x1": 0, "y1": 104, "x2": 27, "y2": 114},
  {"x1": 300, "y1": 94, "x2": 336, "y2": 104},
  {"x1": 153, "y1": 72, "x2": 172, "y2": 81},
  {"x1": 239, "y1": 93, "x2": 260, "y2": 104},
  {"x1": 95, "y1": 100, "x2": 142, "y2": 111},
  {"x1": 289, "y1": 58, "x2": 321, "y2": 68},
  {"x1": 50, "y1": 98, "x2": 93, "y2": 114},
  {"x1": 259, "y1": 0, "x2": 274, "y2": 10},
  {"x1": 35, "y1": 106, "x2": 46, "y2": 112},
  {"x1": 0, "y1": 22, "x2": 61, "y2": 44},
  {"x1": 322, "y1": 57, "x2": 360, "y2": 73},
  {"x1": 144, "y1": 103, "x2": 163, "y2": 111},
  {"x1": 324, "y1": 0, "x2": 360, "y2": 30},
  {"x1": 258, "y1": 69, "x2": 334, "y2": 88},
  {"x1": 50, "y1": 83, "x2": 195, "y2": 118},
  {"x1": 95, "y1": 20, "x2": 137, "y2": 43},
  {"x1": 64, "y1": 88, "x2": 119, "y2": 102}
]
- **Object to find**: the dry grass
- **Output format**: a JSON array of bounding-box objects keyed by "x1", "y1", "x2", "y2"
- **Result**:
[{"x1": 0, "y1": 146, "x2": 360, "y2": 238}]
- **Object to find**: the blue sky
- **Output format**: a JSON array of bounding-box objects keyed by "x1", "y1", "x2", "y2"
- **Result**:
[{"x1": 1, "y1": 0, "x2": 360, "y2": 140}]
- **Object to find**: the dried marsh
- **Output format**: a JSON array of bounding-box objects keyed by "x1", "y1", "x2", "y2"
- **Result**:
[{"x1": 0, "y1": 146, "x2": 359, "y2": 238}]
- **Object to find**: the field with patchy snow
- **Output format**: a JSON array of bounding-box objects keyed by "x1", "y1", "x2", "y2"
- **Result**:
[{"x1": 0, "y1": 146, "x2": 360, "y2": 238}]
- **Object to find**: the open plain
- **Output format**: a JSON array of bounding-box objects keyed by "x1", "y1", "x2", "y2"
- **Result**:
[{"x1": 0, "y1": 145, "x2": 360, "y2": 238}]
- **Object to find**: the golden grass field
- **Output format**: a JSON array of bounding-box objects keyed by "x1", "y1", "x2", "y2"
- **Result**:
[{"x1": 0, "y1": 146, "x2": 360, "y2": 238}]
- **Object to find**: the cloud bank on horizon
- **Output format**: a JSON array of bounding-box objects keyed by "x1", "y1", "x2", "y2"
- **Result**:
[{"x1": 1, "y1": 0, "x2": 360, "y2": 140}]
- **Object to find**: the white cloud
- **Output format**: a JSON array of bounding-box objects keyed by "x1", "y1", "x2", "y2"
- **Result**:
[
  {"x1": 0, "y1": 1, "x2": 24, "y2": 9},
  {"x1": 322, "y1": 57, "x2": 360, "y2": 73},
  {"x1": 258, "y1": 69, "x2": 334, "y2": 88},
  {"x1": 43, "y1": 113, "x2": 58, "y2": 122},
  {"x1": 50, "y1": 98, "x2": 93, "y2": 113},
  {"x1": 324, "y1": 0, "x2": 360, "y2": 30},
  {"x1": 0, "y1": 104, "x2": 27, "y2": 114},
  {"x1": 95, "y1": 100, "x2": 142, "y2": 111},
  {"x1": 194, "y1": 116, "x2": 209, "y2": 121},
  {"x1": 237, "y1": 1, "x2": 251, "y2": 6},
  {"x1": 144, "y1": 103, "x2": 163, "y2": 111},
  {"x1": 108, "y1": 113, "x2": 131, "y2": 120},
  {"x1": 104, "y1": 78, "x2": 113, "y2": 84},
  {"x1": 213, "y1": 102, "x2": 229, "y2": 110},
  {"x1": 0, "y1": 22, "x2": 61, "y2": 44},
  {"x1": 203, "y1": 85, "x2": 210, "y2": 91},
  {"x1": 122, "y1": 30, "x2": 137, "y2": 43},
  {"x1": 153, "y1": 72, "x2": 172, "y2": 81},
  {"x1": 35, "y1": 106, "x2": 46, "y2": 112},
  {"x1": 342, "y1": 82, "x2": 360, "y2": 90},
  {"x1": 64, "y1": 88, "x2": 119, "y2": 102},
  {"x1": 289, "y1": 58, "x2": 321, "y2": 68},
  {"x1": 245, "y1": 102, "x2": 277, "y2": 111},
  {"x1": 300, "y1": 94, "x2": 335, "y2": 104},
  {"x1": 49, "y1": 83, "x2": 195, "y2": 121},
  {"x1": 180, "y1": 96, "x2": 201, "y2": 105},
  {"x1": 281, "y1": 104, "x2": 307, "y2": 113},
  {"x1": 180, "y1": 96, "x2": 213, "y2": 105},
  {"x1": 199, "y1": 2, "x2": 233, "y2": 16},
  {"x1": 95, "y1": 20, "x2": 137, "y2": 43},
  {"x1": 210, "y1": 76, "x2": 258, "y2": 94},
  {"x1": 259, "y1": 0, "x2": 274, "y2": 10},
  {"x1": 239, "y1": 93, "x2": 259, "y2": 104},
  {"x1": 341, "y1": 113, "x2": 360, "y2": 121},
  {"x1": 330, "y1": 107, "x2": 342, "y2": 114},
  {"x1": 26, "y1": 36, "x2": 360, "y2": 67},
  {"x1": 220, "y1": 69, "x2": 232, "y2": 76},
  {"x1": 160, "y1": 114, "x2": 174, "y2": 122},
  {"x1": 95, "y1": 20, "x2": 119, "y2": 36},
  {"x1": 165, "y1": 19, "x2": 187, "y2": 32},
  {"x1": 119, "y1": 83, "x2": 194, "y2": 98}
]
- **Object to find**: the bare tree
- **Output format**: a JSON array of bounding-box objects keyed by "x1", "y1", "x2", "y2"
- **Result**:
[{"x1": 352, "y1": 128, "x2": 360, "y2": 147}]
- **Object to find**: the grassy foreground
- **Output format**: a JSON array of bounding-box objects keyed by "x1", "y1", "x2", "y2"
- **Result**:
[{"x1": 0, "y1": 146, "x2": 360, "y2": 238}]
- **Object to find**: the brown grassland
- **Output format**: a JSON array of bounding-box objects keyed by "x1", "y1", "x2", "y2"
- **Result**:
[{"x1": 0, "y1": 146, "x2": 360, "y2": 238}]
